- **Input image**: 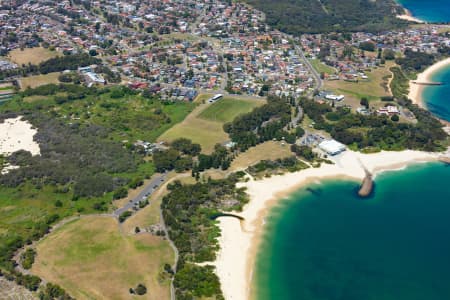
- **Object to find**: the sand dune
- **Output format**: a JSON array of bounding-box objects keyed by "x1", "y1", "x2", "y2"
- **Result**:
[
  {"x1": 0, "y1": 117, "x2": 40, "y2": 174},
  {"x1": 0, "y1": 117, "x2": 40, "y2": 156}
]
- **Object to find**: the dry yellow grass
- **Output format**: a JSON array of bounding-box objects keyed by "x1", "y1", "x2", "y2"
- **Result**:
[
  {"x1": 193, "y1": 93, "x2": 214, "y2": 103},
  {"x1": 158, "y1": 103, "x2": 229, "y2": 153},
  {"x1": 158, "y1": 97, "x2": 264, "y2": 153},
  {"x1": 122, "y1": 173, "x2": 192, "y2": 234},
  {"x1": 324, "y1": 61, "x2": 395, "y2": 107},
  {"x1": 23, "y1": 95, "x2": 50, "y2": 103},
  {"x1": 8, "y1": 47, "x2": 59, "y2": 65},
  {"x1": 230, "y1": 141, "x2": 293, "y2": 171},
  {"x1": 20, "y1": 73, "x2": 60, "y2": 90},
  {"x1": 112, "y1": 178, "x2": 154, "y2": 210},
  {"x1": 32, "y1": 216, "x2": 173, "y2": 300}
]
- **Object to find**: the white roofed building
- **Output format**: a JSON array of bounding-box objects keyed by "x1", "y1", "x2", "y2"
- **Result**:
[{"x1": 319, "y1": 139, "x2": 346, "y2": 156}]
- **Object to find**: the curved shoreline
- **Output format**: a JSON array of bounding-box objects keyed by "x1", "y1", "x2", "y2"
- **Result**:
[
  {"x1": 395, "y1": 2, "x2": 425, "y2": 24},
  {"x1": 408, "y1": 57, "x2": 450, "y2": 109},
  {"x1": 213, "y1": 150, "x2": 442, "y2": 300}
]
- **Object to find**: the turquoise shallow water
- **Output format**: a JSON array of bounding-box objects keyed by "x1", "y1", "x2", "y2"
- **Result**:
[
  {"x1": 397, "y1": 0, "x2": 450, "y2": 23},
  {"x1": 421, "y1": 64, "x2": 450, "y2": 122},
  {"x1": 255, "y1": 162, "x2": 450, "y2": 300}
]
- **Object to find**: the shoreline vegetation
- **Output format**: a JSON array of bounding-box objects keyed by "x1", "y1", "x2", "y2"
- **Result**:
[
  {"x1": 408, "y1": 57, "x2": 450, "y2": 109},
  {"x1": 244, "y1": 0, "x2": 409, "y2": 34},
  {"x1": 213, "y1": 150, "x2": 448, "y2": 300}
]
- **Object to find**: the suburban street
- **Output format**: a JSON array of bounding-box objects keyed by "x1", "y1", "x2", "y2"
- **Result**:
[
  {"x1": 113, "y1": 172, "x2": 169, "y2": 217},
  {"x1": 294, "y1": 43, "x2": 323, "y2": 91}
]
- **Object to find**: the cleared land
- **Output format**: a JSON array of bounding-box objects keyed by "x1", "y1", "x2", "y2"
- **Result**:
[
  {"x1": 198, "y1": 98, "x2": 264, "y2": 123},
  {"x1": 0, "y1": 277, "x2": 36, "y2": 300},
  {"x1": 19, "y1": 73, "x2": 60, "y2": 90},
  {"x1": 159, "y1": 97, "x2": 264, "y2": 153},
  {"x1": 32, "y1": 216, "x2": 173, "y2": 300},
  {"x1": 324, "y1": 61, "x2": 395, "y2": 108},
  {"x1": 309, "y1": 59, "x2": 336, "y2": 75},
  {"x1": 8, "y1": 47, "x2": 59, "y2": 65},
  {"x1": 230, "y1": 141, "x2": 293, "y2": 171},
  {"x1": 193, "y1": 93, "x2": 213, "y2": 103}
]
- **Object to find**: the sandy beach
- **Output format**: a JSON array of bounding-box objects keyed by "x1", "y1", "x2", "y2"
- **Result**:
[
  {"x1": 213, "y1": 149, "x2": 443, "y2": 300},
  {"x1": 396, "y1": 14, "x2": 424, "y2": 23},
  {"x1": 0, "y1": 116, "x2": 40, "y2": 156},
  {"x1": 408, "y1": 57, "x2": 450, "y2": 108},
  {"x1": 396, "y1": 7, "x2": 424, "y2": 24}
]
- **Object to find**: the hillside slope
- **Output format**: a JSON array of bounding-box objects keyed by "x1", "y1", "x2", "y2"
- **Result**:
[{"x1": 245, "y1": 0, "x2": 409, "y2": 33}]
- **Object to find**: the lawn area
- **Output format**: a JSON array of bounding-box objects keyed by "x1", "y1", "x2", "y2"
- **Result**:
[
  {"x1": 32, "y1": 216, "x2": 173, "y2": 300},
  {"x1": 0, "y1": 85, "x2": 14, "y2": 91},
  {"x1": 230, "y1": 141, "x2": 293, "y2": 171},
  {"x1": 198, "y1": 97, "x2": 264, "y2": 123},
  {"x1": 159, "y1": 97, "x2": 264, "y2": 153},
  {"x1": 324, "y1": 61, "x2": 395, "y2": 108},
  {"x1": 8, "y1": 47, "x2": 59, "y2": 65},
  {"x1": 158, "y1": 109, "x2": 227, "y2": 153},
  {"x1": 0, "y1": 183, "x2": 105, "y2": 256},
  {"x1": 309, "y1": 59, "x2": 336, "y2": 75},
  {"x1": 193, "y1": 93, "x2": 213, "y2": 103},
  {"x1": 19, "y1": 73, "x2": 60, "y2": 89}
]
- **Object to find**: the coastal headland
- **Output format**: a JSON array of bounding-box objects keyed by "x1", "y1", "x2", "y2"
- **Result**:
[{"x1": 212, "y1": 149, "x2": 444, "y2": 300}]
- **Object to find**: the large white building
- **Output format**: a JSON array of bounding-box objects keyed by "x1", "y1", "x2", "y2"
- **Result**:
[
  {"x1": 319, "y1": 139, "x2": 346, "y2": 156},
  {"x1": 325, "y1": 94, "x2": 345, "y2": 101}
]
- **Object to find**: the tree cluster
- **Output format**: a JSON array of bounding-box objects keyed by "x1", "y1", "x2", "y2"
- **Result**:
[
  {"x1": 245, "y1": 0, "x2": 407, "y2": 34},
  {"x1": 161, "y1": 176, "x2": 248, "y2": 299},
  {"x1": 224, "y1": 95, "x2": 292, "y2": 150},
  {"x1": 247, "y1": 156, "x2": 309, "y2": 177},
  {"x1": 153, "y1": 149, "x2": 193, "y2": 173},
  {"x1": 395, "y1": 49, "x2": 435, "y2": 72},
  {"x1": 0, "y1": 113, "x2": 139, "y2": 199},
  {"x1": 300, "y1": 98, "x2": 446, "y2": 152}
]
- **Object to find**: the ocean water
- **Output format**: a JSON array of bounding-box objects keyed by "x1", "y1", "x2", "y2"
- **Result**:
[
  {"x1": 421, "y1": 64, "x2": 450, "y2": 122},
  {"x1": 255, "y1": 162, "x2": 450, "y2": 300},
  {"x1": 397, "y1": 0, "x2": 450, "y2": 23}
]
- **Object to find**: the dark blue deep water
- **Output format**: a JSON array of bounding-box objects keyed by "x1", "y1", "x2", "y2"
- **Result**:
[
  {"x1": 397, "y1": 0, "x2": 450, "y2": 23},
  {"x1": 421, "y1": 64, "x2": 450, "y2": 122}
]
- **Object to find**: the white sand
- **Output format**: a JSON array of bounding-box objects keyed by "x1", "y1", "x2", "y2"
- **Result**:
[
  {"x1": 213, "y1": 149, "x2": 442, "y2": 300},
  {"x1": 0, "y1": 117, "x2": 40, "y2": 156},
  {"x1": 396, "y1": 14, "x2": 424, "y2": 23},
  {"x1": 396, "y1": 7, "x2": 424, "y2": 24},
  {"x1": 408, "y1": 57, "x2": 450, "y2": 108}
]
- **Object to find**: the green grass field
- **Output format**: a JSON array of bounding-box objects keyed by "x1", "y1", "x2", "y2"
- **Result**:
[
  {"x1": 159, "y1": 97, "x2": 264, "y2": 153},
  {"x1": 0, "y1": 86, "x2": 14, "y2": 91},
  {"x1": 0, "y1": 183, "x2": 104, "y2": 242},
  {"x1": 198, "y1": 98, "x2": 264, "y2": 123},
  {"x1": 324, "y1": 61, "x2": 395, "y2": 108},
  {"x1": 309, "y1": 59, "x2": 336, "y2": 75},
  {"x1": 32, "y1": 216, "x2": 173, "y2": 300}
]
